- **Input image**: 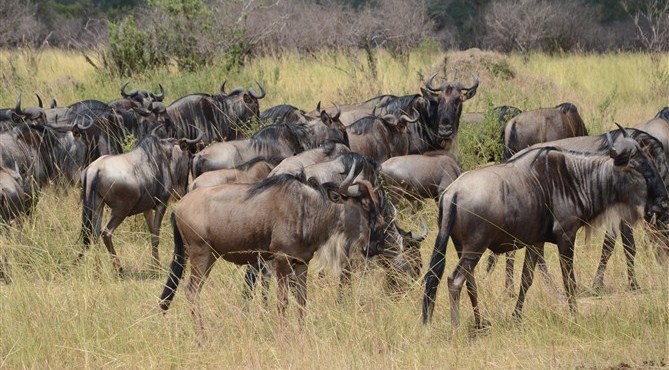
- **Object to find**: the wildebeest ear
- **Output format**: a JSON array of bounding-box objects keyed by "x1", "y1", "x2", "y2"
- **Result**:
[
  {"x1": 327, "y1": 189, "x2": 343, "y2": 203},
  {"x1": 320, "y1": 110, "x2": 332, "y2": 125},
  {"x1": 243, "y1": 93, "x2": 253, "y2": 104},
  {"x1": 177, "y1": 140, "x2": 189, "y2": 151}
]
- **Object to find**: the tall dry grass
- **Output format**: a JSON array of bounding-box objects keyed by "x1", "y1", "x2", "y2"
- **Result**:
[{"x1": 1, "y1": 48, "x2": 668, "y2": 368}]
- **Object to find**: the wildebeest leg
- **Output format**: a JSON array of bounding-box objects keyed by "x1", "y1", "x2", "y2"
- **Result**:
[
  {"x1": 620, "y1": 221, "x2": 639, "y2": 291},
  {"x1": 505, "y1": 250, "x2": 516, "y2": 296},
  {"x1": 557, "y1": 238, "x2": 577, "y2": 315},
  {"x1": 290, "y1": 262, "x2": 309, "y2": 320},
  {"x1": 463, "y1": 255, "x2": 485, "y2": 329},
  {"x1": 148, "y1": 205, "x2": 167, "y2": 271},
  {"x1": 101, "y1": 214, "x2": 126, "y2": 274},
  {"x1": 512, "y1": 244, "x2": 542, "y2": 319},
  {"x1": 593, "y1": 229, "x2": 617, "y2": 293},
  {"x1": 337, "y1": 261, "x2": 352, "y2": 304},
  {"x1": 185, "y1": 249, "x2": 215, "y2": 346},
  {"x1": 243, "y1": 260, "x2": 270, "y2": 305},
  {"x1": 447, "y1": 252, "x2": 478, "y2": 334},
  {"x1": 275, "y1": 257, "x2": 292, "y2": 316}
]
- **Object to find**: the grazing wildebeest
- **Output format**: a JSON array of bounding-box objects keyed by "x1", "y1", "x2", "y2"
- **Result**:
[
  {"x1": 422, "y1": 138, "x2": 668, "y2": 334},
  {"x1": 188, "y1": 157, "x2": 274, "y2": 191},
  {"x1": 379, "y1": 150, "x2": 461, "y2": 207},
  {"x1": 346, "y1": 112, "x2": 419, "y2": 163},
  {"x1": 488, "y1": 125, "x2": 669, "y2": 294},
  {"x1": 190, "y1": 106, "x2": 347, "y2": 177},
  {"x1": 503, "y1": 102, "x2": 588, "y2": 160},
  {"x1": 158, "y1": 167, "x2": 385, "y2": 344},
  {"x1": 78, "y1": 130, "x2": 201, "y2": 273}
]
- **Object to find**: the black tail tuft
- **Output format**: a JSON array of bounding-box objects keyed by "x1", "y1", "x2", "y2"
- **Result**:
[
  {"x1": 422, "y1": 193, "x2": 457, "y2": 324},
  {"x1": 159, "y1": 213, "x2": 187, "y2": 311}
]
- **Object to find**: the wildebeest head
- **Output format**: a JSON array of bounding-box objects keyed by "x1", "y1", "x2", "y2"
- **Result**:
[
  {"x1": 421, "y1": 72, "x2": 479, "y2": 147},
  {"x1": 120, "y1": 82, "x2": 165, "y2": 109},
  {"x1": 606, "y1": 134, "x2": 669, "y2": 220},
  {"x1": 10, "y1": 93, "x2": 47, "y2": 126},
  {"x1": 318, "y1": 104, "x2": 349, "y2": 146},
  {"x1": 328, "y1": 167, "x2": 386, "y2": 260},
  {"x1": 216, "y1": 81, "x2": 265, "y2": 133}
]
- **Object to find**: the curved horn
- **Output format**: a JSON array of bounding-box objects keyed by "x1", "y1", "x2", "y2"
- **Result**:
[
  {"x1": 614, "y1": 122, "x2": 629, "y2": 138},
  {"x1": 121, "y1": 81, "x2": 137, "y2": 98},
  {"x1": 220, "y1": 80, "x2": 227, "y2": 95},
  {"x1": 339, "y1": 158, "x2": 358, "y2": 193},
  {"x1": 400, "y1": 109, "x2": 420, "y2": 123},
  {"x1": 154, "y1": 84, "x2": 165, "y2": 102},
  {"x1": 410, "y1": 218, "x2": 430, "y2": 241},
  {"x1": 36, "y1": 94, "x2": 43, "y2": 108},
  {"x1": 150, "y1": 123, "x2": 164, "y2": 136},
  {"x1": 75, "y1": 116, "x2": 95, "y2": 131},
  {"x1": 50, "y1": 97, "x2": 57, "y2": 109},
  {"x1": 14, "y1": 93, "x2": 23, "y2": 115},
  {"x1": 331, "y1": 102, "x2": 341, "y2": 121},
  {"x1": 183, "y1": 126, "x2": 204, "y2": 144},
  {"x1": 425, "y1": 72, "x2": 440, "y2": 92},
  {"x1": 316, "y1": 101, "x2": 321, "y2": 113},
  {"x1": 249, "y1": 81, "x2": 266, "y2": 99},
  {"x1": 463, "y1": 72, "x2": 480, "y2": 91}
]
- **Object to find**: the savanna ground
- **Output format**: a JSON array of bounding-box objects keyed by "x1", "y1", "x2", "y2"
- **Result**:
[{"x1": 1, "y1": 48, "x2": 668, "y2": 368}]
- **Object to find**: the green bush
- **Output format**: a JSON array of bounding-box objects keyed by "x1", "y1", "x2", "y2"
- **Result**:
[{"x1": 103, "y1": 15, "x2": 166, "y2": 76}]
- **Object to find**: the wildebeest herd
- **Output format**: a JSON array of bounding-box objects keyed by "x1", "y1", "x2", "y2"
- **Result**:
[{"x1": 1, "y1": 73, "x2": 668, "y2": 344}]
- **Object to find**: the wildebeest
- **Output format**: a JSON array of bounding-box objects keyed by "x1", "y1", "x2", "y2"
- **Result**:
[
  {"x1": 188, "y1": 157, "x2": 274, "y2": 191},
  {"x1": 318, "y1": 73, "x2": 479, "y2": 153},
  {"x1": 0, "y1": 122, "x2": 69, "y2": 189},
  {"x1": 422, "y1": 138, "x2": 668, "y2": 334},
  {"x1": 190, "y1": 106, "x2": 347, "y2": 177},
  {"x1": 158, "y1": 167, "x2": 385, "y2": 344},
  {"x1": 503, "y1": 102, "x2": 588, "y2": 160},
  {"x1": 346, "y1": 112, "x2": 418, "y2": 163},
  {"x1": 78, "y1": 130, "x2": 201, "y2": 273},
  {"x1": 489, "y1": 125, "x2": 669, "y2": 294},
  {"x1": 379, "y1": 150, "x2": 461, "y2": 207},
  {"x1": 165, "y1": 82, "x2": 265, "y2": 144}
]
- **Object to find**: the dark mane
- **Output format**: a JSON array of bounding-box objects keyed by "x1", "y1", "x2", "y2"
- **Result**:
[
  {"x1": 506, "y1": 145, "x2": 599, "y2": 165},
  {"x1": 250, "y1": 123, "x2": 310, "y2": 152},
  {"x1": 380, "y1": 94, "x2": 421, "y2": 116},
  {"x1": 348, "y1": 115, "x2": 397, "y2": 135},
  {"x1": 66, "y1": 100, "x2": 115, "y2": 131},
  {"x1": 234, "y1": 156, "x2": 273, "y2": 171},
  {"x1": 595, "y1": 128, "x2": 663, "y2": 154},
  {"x1": 363, "y1": 94, "x2": 397, "y2": 105},
  {"x1": 260, "y1": 105, "x2": 305, "y2": 124},
  {"x1": 246, "y1": 171, "x2": 306, "y2": 199},
  {"x1": 555, "y1": 102, "x2": 577, "y2": 113},
  {"x1": 656, "y1": 107, "x2": 669, "y2": 122}
]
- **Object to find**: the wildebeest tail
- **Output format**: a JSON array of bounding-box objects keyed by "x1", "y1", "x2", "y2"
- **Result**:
[
  {"x1": 503, "y1": 121, "x2": 518, "y2": 161},
  {"x1": 160, "y1": 213, "x2": 186, "y2": 311},
  {"x1": 191, "y1": 155, "x2": 203, "y2": 179},
  {"x1": 422, "y1": 193, "x2": 457, "y2": 324},
  {"x1": 80, "y1": 169, "x2": 101, "y2": 247}
]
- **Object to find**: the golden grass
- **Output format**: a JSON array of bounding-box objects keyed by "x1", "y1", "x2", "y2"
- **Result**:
[{"x1": 1, "y1": 48, "x2": 668, "y2": 369}]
